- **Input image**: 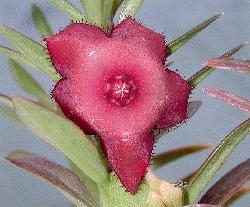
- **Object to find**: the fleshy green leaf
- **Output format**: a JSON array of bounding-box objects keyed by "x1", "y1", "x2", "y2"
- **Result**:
[
  {"x1": 0, "y1": 46, "x2": 36, "y2": 68},
  {"x1": 32, "y1": 4, "x2": 53, "y2": 37},
  {"x1": 5, "y1": 150, "x2": 97, "y2": 207},
  {"x1": 9, "y1": 60, "x2": 54, "y2": 110},
  {"x1": 0, "y1": 25, "x2": 60, "y2": 80},
  {"x1": 99, "y1": 172, "x2": 149, "y2": 207},
  {"x1": 0, "y1": 106, "x2": 19, "y2": 121},
  {"x1": 0, "y1": 94, "x2": 13, "y2": 107},
  {"x1": 0, "y1": 94, "x2": 19, "y2": 120},
  {"x1": 188, "y1": 43, "x2": 245, "y2": 88},
  {"x1": 152, "y1": 145, "x2": 211, "y2": 170},
  {"x1": 203, "y1": 88, "x2": 250, "y2": 113},
  {"x1": 102, "y1": 0, "x2": 115, "y2": 31},
  {"x1": 184, "y1": 119, "x2": 250, "y2": 204},
  {"x1": 12, "y1": 97, "x2": 108, "y2": 183},
  {"x1": 204, "y1": 57, "x2": 250, "y2": 74},
  {"x1": 49, "y1": 0, "x2": 85, "y2": 21},
  {"x1": 112, "y1": 0, "x2": 123, "y2": 17},
  {"x1": 199, "y1": 159, "x2": 250, "y2": 205},
  {"x1": 119, "y1": 0, "x2": 144, "y2": 22},
  {"x1": 80, "y1": 0, "x2": 103, "y2": 26},
  {"x1": 224, "y1": 186, "x2": 250, "y2": 207},
  {"x1": 168, "y1": 14, "x2": 222, "y2": 54}
]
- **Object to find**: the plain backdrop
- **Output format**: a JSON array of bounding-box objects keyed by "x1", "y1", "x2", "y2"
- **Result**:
[{"x1": 0, "y1": 0, "x2": 249, "y2": 206}]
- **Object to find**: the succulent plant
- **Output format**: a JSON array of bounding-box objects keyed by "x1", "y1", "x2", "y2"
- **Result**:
[{"x1": 0, "y1": 1, "x2": 249, "y2": 207}]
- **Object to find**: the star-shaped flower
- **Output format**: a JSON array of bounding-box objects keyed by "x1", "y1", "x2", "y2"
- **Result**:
[{"x1": 46, "y1": 18, "x2": 191, "y2": 194}]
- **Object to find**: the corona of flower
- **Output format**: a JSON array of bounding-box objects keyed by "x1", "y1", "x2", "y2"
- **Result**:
[{"x1": 46, "y1": 18, "x2": 191, "y2": 194}]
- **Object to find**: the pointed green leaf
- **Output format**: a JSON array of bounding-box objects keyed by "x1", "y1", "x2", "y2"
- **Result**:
[
  {"x1": 224, "y1": 186, "x2": 250, "y2": 207},
  {"x1": 168, "y1": 14, "x2": 222, "y2": 54},
  {"x1": 80, "y1": 0, "x2": 103, "y2": 27},
  {"x1": 0, "y1": 106, "x2": 19, "y2": 121},
  {"x1": 184, "y1": 119, "x2": 250, "y2": 204},
  {"x1": 0, "y1": 25, "x2": 45, "y2": 56},
  {"x1": 112, "y1": 0, "x2": 123, "y2": 17},
  {"x1": 0, "y1": 94, "x2": 13, "y2": 107},
  {"x1": 32, "y1": 4, "x2": 53, "y2": 37},
  {"x1": 0, "y1": 25, "x2": 60, "y2": 80},
  {"x1": 12, "y1": 97, "x2": 108, "y2": 183},
  {"x1": 5, "y1": 150, "x2": 97, "y2": 207},
  {"x1": 49, "y1": 0, "x2": 85, "y2": 21},
  {"x1": 102, "y1": 0, "x2": 115, "y2": 31},
  {"x1": 0, "y1": 94, "x2": 19, "y2": 121},
  {"x1": 199, "y1": 159, "x2": 250, "y2": 205},
  {"x1": 204, "y1": 57, "x2": 250, "y2": 74},
  {"x1": 0, "y1": 46, "x2": 36, "y2": 68},
  {"x1": 119, "y1": 0, "x2": 144, "y2": 22},
  {"x1": 203, "y1": 88, "x2": 250, "y2": 113},
  {"x1": 188, "y1": 43, "x2": 245, "y2": 88},
  {"x1": 153, "y1": 145, "x2": 211, "y2": 170},
  {"x1": 9, "y1": 60, "x2": 54, "y2": 110}
]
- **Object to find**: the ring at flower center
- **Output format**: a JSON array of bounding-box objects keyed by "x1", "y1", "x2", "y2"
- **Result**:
[{"x1": 105, "y1": 74, "x2": 137, "y2": 107}]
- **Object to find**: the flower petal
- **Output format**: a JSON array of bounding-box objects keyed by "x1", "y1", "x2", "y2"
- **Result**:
[
  {"x1": 111, "y1": 18, "x2": 166, "y2": 63},
  {"x1": 52, "y1": 40, "x2": 167, "y2": 135},
  {"x1": 47, "y1": 20, "x2": 191, "y2": 194},
  {"x1": 46, "y1": 23, "x2": 107, "y2": 77},
  {"x1": 101, "y1": 132, "x2": 154, "y2": 194},
  {"x1": 157, "y1": 69, "x2": 192, "y2": 128}
]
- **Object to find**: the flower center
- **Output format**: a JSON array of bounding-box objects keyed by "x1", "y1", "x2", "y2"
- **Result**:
[{"x1": 105, "y1": 74, "x2": 137, "y2": 107}]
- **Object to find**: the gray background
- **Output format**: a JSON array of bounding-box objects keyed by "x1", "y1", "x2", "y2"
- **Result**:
[{"x1": 0, "y1": 0, "x2": 249, "y2": 206}]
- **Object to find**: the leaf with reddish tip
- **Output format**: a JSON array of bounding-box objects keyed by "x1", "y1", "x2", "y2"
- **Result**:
[
  {"x1": 153, "y1": 144, "x2": 211, "y2": 170},
  {"x1": 32, "y1": 4, "x2": 53, "y2": 37},
  {"x1": 224, "y1": 186, "x2": 250, "y2": 207},
  {"x1": 204, "y1": 57, "x2": 250, "y2": 74},
  {"x1": 204, "y1": 88, "x2": 250, "y2": 113},
  {"x1": 69, "y1": 160, "x2": 100, "y2": 204},
  {"x1": 5, "y1": 150, "x2": 97, "y2": 207},
  {"x1": 199, "y1": 159, "x2": 250, "y2": 205},
  {"x1": 119, "y1": 0, "x2": 144, "y2": 22},
  {"x1": 187, "y1": 101, "x2": 202, "y2": 119},
  {"x1": 12, "y1": 97, "x2": 108, "y2": 183},
  {"x1": 49, "y1": 0, "x2": 85, "y2": 21},
  {"x1": 188, "y1": 43, "x2": 246, "y2": 88},
  {"x1": 184, "y1": 119, "x2": 250, "y2": 204},
  {"x1": 168, "y1": 14, "x2": 222, "y2": 54}
]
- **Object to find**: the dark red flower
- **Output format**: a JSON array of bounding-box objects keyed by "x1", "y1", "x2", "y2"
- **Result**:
[{"x1": 46, "y1": 18, "x2": 191, "y2": 194}]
